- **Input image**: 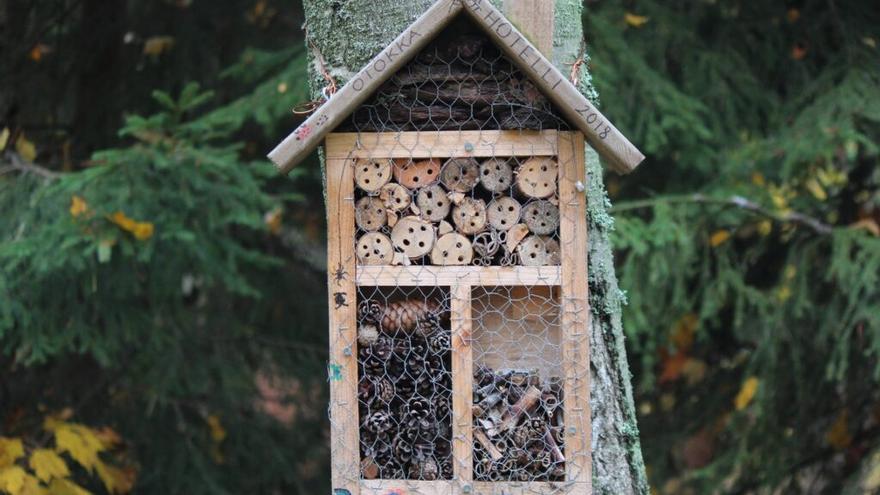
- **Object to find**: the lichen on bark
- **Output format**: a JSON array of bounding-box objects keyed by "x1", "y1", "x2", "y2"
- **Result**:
[{"x1": 301, "y1": 1, "x2": 648, "y2": 492}]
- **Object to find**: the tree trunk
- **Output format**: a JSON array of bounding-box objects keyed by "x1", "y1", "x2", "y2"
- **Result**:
[{"x1": 302, "y1": 1, "x2": 648, "y2": 493}]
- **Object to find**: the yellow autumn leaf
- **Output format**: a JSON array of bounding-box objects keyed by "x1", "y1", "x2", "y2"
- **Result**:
[
  {"x1": 52, "y1": 424, "x2": 104, "y2": 472},
  {"x1": 769, "y1": 185, "x2": 789, "y2": 210},
  {"x1": 16, "y1": 135, "x2": 37, "y2": 162},
  {"x1": 206, "y1": 415, "x2": 227, "y2": 443},
  {"x1": 709, "y1": 229, "x2": 731, "y2": 247},
  {"x1": 19, "y1": 473, "x2": 48, "y2": 495},
  {"x1": 131, "y1": 222, "x2": 154, "y2": 241},
  {"x1": 751, "y1": 172, "x2": 766, "y2": 187},
  {"x1": 734, "y1": 376, "x2": 759, "y2": 410},
  {"x1": 825, "y1": 409, "x2": 852, "y2": 450},
  {"x1": 0, "y1": 466, "x2": 27, "y2": 494},
  {"x1": 0, "y1": 438, "x2": 25, "y2": 468},
  {"x1": 109, "y1": 212, "x2": 154, "y2": 241},
  {"x1": 757, "y1": 220, "x2": 772, "y2": 236},
  {"x1": 0, "y1": 128, "x2": 9, "y2": 150},
  {"x1": 69, "y1": 196, "x2": 89, "y2": 219},
  {"x1": 95, "y1": 461, "x2": 134, "y2": 494},
  {"x1": 47, "y1": 478, "x2": 91, "y2": 495},
  {"x1": 805, "y1": 178, "x2": 827, "y2": 201},
  {"x1": 624, "y1": 12, "x2": 649, "y2": 27},
  {"x1": 142, "y1": 36, "x2": 174, "y2": 56},
  {"x1": 776, "y1": 285, "x2": 792, "y2": 302},
  {"x1": 29, "y1": 449, "x2": 69, "y2": 483}
]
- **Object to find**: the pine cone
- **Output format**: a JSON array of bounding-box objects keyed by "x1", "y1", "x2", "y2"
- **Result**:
[
  {"x1": 428, "y1": 331, "x2": 451, "y2": 354},
  {"x1": 374, "y1": 377, "x2": 395, "y2": 404},
  {"x1": 379, "y1": 299, "x2": 443, "y2": 334},
  {"x1": 364, "y1": 410, "x2": 394, "y2": 434},
  {"x1": 392, "y1": 434, "x2": 413, "y2": 463},
  {"x1": 409, "y1": 457, "x2": 439, "y2": 480},
  {"x1": 358, "y1": 300, "x2": 384, "y2": 324}
]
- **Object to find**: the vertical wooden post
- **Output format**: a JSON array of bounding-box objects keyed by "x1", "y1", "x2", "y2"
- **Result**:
[
  {"x1": 451, "y1": 284, "x2": 474, "y2": 487},
  {"x1": 326, "y1": 156, "x2": 360, "y2": 495},
  {"x1": 558, "y1": 131, "x2": 591, "y2": 489},
  {"x1": 502, "y1": 0, "x2": 555, "y2": 56}
]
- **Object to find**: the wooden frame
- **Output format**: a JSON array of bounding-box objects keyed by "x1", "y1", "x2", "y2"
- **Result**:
[{"x1": 325, "y1": 130, "x2": 591, "y2": 495}]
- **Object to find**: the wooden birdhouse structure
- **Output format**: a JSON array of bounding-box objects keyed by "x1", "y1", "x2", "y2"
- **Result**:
[{"x1": 269, "y1": 1, "x2": 643, "y2": 494}]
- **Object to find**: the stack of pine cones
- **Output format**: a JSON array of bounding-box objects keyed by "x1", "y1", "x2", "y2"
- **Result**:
[{"x1": 357, "y1": 298, "x2": 452, "y2": 480}]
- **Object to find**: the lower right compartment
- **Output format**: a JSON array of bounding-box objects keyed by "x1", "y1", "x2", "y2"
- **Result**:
[{"x1": 470, "y1": 286, "x2": 566, "y2": 482}]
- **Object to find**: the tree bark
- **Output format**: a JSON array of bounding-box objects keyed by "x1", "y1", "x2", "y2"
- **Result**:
[{"x1": 302, "y1": 1, "x2": 648, "y2": 493}]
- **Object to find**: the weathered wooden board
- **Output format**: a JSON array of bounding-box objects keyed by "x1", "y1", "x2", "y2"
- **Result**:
[
  {"x1": 325, "y1": 130, "x2": 558, "y2": 159},
  {"x1": 325, "y1": 157, "x2": 360, "y2": 495},
  {"x1": 451, "y1": 284, "x2": 474, "y2": 483},
  {"x1": 355, "y1": 266, "x2": 562, "y2": 287},
  {"x1": 460, "y1": 0, "x2": 643, "y2": 174},
  {"x1": 268, "y1": 0, "x2": 464, "y2": 173},
  {"x1": 359, "y1": 479, "x2": 589, "y2": 494},
  {"x1": 557, "y1": 131, "x2": 592, "y2": 487},
  {"x1": 503, "y1": 0, "x2": 555, "y2": 56}
]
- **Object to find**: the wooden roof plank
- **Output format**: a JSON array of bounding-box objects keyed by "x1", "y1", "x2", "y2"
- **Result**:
[
  {"x1": 460, "y1": 0, "x2": 644, "y2": 174},
  {"x1": 268, "y1": 0, "x2": 464, "y2": 174}
]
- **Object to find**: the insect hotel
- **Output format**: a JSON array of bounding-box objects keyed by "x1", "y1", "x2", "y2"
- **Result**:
[{"x1": 269, "y1": 1, "x2": 643, "y2": 493}]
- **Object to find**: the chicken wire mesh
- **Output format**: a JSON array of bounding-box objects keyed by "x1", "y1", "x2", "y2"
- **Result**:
[{"x1": 327, "y1": 14, "x2": 589, "y2": 493}]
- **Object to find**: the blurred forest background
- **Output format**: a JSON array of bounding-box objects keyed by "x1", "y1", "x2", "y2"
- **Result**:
[{"x1": 1, "y1": 0, "x2": 879, "y2": 494}]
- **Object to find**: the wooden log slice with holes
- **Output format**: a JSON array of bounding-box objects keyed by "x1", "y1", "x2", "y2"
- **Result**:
[
  {"x1": 515, "y1": 157, "x2": 558, "y2": 199},
  {"x1": 479, "y1": 158, "x2": 514, "y2": 193},
  {"x1": 354, "y1": 158, "x2": 393, "y2": 193},
  {"x1": 393, "y1": 159, "x2": 441, "y2": 189},
  {"x1": 440, "y1": 157, "x2": 480, "y2": 192},
  {"x1": 517, "y1": 235, "x2": 561, "y2": 266},
  {"x1": 487, "y1": 196, "x2": 522, "y2": 231},
  {"x1": 430, "y1": 233, "x2": 473, "y2": 266},
  {"x1": 452, "y1": 197, "x2": 488, "y2": 235},
  {"x1": 390, "y1": 216, "x2": 435, "y2": 259},
  {"x1": 415, "y1": 184, "x2": 451, "y2": 223},
  {"x1": 522, "y1": 199, "x2": 560, "y2": 235},
  {"x1": 379, "y1": 183, "x2": 411, "y2": 212},
  {"x1": 355, "y1": 197, "x2": 387, "y2": 232},
  {"x1": 356, "y1": 233, "x2": 394, "y2": 266}
]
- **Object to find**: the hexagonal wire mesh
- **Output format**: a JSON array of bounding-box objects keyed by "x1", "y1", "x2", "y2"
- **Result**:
[{"x1": 329, "y1": 14, "x2": 589, "y2": 493}]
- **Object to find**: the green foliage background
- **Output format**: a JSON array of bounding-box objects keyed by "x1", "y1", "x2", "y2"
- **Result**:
[{"x1": 1, "y1": 0, "x2": 879, "y2": 493}]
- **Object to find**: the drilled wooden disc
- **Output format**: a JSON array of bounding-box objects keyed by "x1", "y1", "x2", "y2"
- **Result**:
[
  {"x1": 522, "y1": 200, "x2": 560, "y2": 235},
  {"x1": 430, "y1": 233, "x2": 473, "y2": 266},
  {"x1": 416, "y1": 184, "x2": 451, "y2": 222},
  {"x1": 356, "y1": 233, "x2": 394, "y2": 265},
  {"x1": 354, "y1": 158, "x2": 393, "y2": 193},
  {"x1": 487, "y1": 196, "x2": 522, "y2": 231},
  {"x1": 355, "y1": 197, "x2": 387, "y2": 232},
  {"x1": 390, "y1": 216, "x2": 435, "y2": 259},
  {"x1": 517, "y1": 235, "x2": 561, "y2": 266},
  {"x1": 440, "y1": 157, "x2": 480, "y2": 192},
  {"x1": 515, "y1": 157, "x2": 558, "y2": 198},
  {"x1": 393, "y1": 159, "x2": 441, "y2": 189},
  {"x1": 479, "y1": 158, "x2": 513, "y2": 193},
  {"x1": 379, "y1": 183, "x2": 411, "y2": 212},
  {"x1": 452, "y1": 197, "x2": 487, "y2": 235}
]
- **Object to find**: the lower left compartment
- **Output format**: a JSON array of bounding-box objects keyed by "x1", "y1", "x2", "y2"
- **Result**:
[{"x1": 355, "y1": 286, "x2": 452, "y2": 481}]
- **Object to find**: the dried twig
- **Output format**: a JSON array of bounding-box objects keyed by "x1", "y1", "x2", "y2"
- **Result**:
[{"x1": 611, "y1": 193, "x2": 833, "y2": 235}]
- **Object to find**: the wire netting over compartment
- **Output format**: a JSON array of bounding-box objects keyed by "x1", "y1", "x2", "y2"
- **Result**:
[{"x1": 325, "y1": 13, "x2": 590, "y2": 494}]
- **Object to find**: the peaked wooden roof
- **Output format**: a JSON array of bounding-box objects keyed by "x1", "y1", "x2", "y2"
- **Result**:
[{"x1": 269, "y1": 0, "x2": 645, "y2": 174}]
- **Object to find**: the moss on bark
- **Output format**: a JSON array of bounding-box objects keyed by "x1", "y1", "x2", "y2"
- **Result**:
[{"x1": 302, "y1": 1, "x2": 648, "y2": 492}]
